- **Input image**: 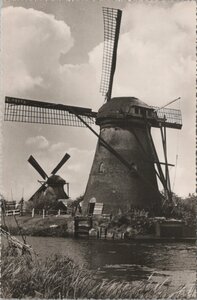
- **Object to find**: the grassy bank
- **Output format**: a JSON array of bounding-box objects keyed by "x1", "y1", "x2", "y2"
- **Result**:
[
  {"x1": 2, "y1": 215, "x2": 73, "y2": 237},
  {"x1": 1, "y1": 245, "x2": 195, "y2": 299}
]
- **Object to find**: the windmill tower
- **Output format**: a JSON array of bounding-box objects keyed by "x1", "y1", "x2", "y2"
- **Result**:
[
  {"x1": 83, "y1": 97, "x2": 160, "y2": 214},
  {"x1": 28, "y1": 153, "x2": 70, "y2": 207},
  {"x1": 4, "y1": 7, "x2": 182, "y2": 216}
]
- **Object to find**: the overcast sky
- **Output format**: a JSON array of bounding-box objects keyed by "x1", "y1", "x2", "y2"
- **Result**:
[{"x1": 1, "y1": 0, "x2": 196, "y2": 201}]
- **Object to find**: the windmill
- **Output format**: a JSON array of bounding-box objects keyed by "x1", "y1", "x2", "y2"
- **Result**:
[
  {"x1": 28, "y1": 153, "x2": 70, "y2": 207},
  {"x1": 4, "y1": 7, "x2": 182, "y2": 216}
]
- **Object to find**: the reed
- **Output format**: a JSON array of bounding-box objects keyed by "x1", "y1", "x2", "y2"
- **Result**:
[{"x1": 1, "y1": 246, "x2": 195, "y2": 299}]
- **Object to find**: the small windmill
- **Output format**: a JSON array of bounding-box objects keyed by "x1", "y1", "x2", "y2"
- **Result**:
[
  {"x1": 4, "y1": 7, "x2": 182, "y2": 215},
  {"x1": 28, "y1": 153, "x2": 70, "y2": 204}
]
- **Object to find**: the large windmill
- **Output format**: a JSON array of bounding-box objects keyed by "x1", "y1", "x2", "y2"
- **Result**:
[
  {"x1": 4, "y1": 7, "x2": 182, "y2": 216},
  {"x1": 28, "y1": 153, "x2": 70, "y2": 206}
]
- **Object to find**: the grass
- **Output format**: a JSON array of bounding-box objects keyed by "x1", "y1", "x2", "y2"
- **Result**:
[
  {"x1": 2, "y1": 215, "x2": 72, "y2": 236},
  {"x1": 1, "y1": 245, "x2": 196, "y2": 299}
]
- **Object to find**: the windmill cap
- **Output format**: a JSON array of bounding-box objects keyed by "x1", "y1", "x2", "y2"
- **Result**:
[
  {"x1": 97, "y1": 97, "x2": 153, "y2": 122},
  {"x1": 47, "y1": 175, "x2": 66, "y2": 186}
]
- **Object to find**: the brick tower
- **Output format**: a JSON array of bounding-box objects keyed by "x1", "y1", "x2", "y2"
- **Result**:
[{"x1": 82, "y1": 97, "x2": 162, "y2": 215}]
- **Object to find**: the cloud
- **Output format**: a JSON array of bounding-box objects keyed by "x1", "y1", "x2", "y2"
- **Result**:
[
  {"x1": 2, "y1": 6, "x2": 74, "y2": 97},
  {"x1": 26, "y1": 135, "x2": 49, "y2": 149},
  {"x1": 1, "y1": 5, "x2": 102, "y2": 111},
  {"x1": 49, "y1": 142, "x2": 69, "y2": 152},
  {"x1": 112, "y1": 2, "x2": 195, "y2": 104},
  {"x1": 2, "y1": 3, "x2": 195, "y2": 106}
]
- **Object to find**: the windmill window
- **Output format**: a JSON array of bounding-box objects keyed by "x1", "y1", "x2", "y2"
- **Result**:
[
  {"x1": 130, "y1": 107, "x2": 135, "y2": 114},
  {"x1": 142, "y1": 109, "x2": 147, "y2": 117},
  {"x1": 99, "y1": 162, "x2": 105, "y2": 173},
  {"x1": 147, "y1": 110, "x2": 152, "y2": 117},
  {"x1": 135, "y1": 107, "x2": 140, "y2": 114}
]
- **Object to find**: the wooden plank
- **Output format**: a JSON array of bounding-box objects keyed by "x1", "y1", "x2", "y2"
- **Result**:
[
  {"x1": 5, "y1": 209, "x2": 20, "y2": 216},
  {"x1": 93, "y1": 203, "x2": 103, "y2": 215}
]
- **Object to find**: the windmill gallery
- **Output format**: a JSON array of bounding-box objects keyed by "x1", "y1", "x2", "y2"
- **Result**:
[{"x1": 3, "y1": 7, "x2": 195, "y2": 240}]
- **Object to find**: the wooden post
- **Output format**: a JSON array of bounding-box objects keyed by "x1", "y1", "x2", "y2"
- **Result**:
[
  {"x1": 155, "y1": 222, "x2": 161, "y2": 237},
  {"x1": 160, "y1": 125, "x2": 172, "y2": 201},
  {"x1": 163, "y1": 125, "x2": 172, "y2": 193},
  {"x1": 146, "y1": 125, "x2": 167, "y2": 190},
  {"x1": 58, "y1": 209, "x2": 60, "y2": 216},
  {"x1": 98, "y1": 227, "x2": 101, "y2": 239},
  {"x1": 43, "y1": 209, "x2": 45, "y2": 219},
  {"x1": 32, "y1": 208, "x2": 34, "y2": 218},
  {"x1": 105, "y1": 227, "x2": 107, "y2": 239},
  {"x1": 74, "y1": 217, "x2": 78, "y2": 237},
  {"x1": 67, "y1": 183, "x2": 69, "y2": 198}
]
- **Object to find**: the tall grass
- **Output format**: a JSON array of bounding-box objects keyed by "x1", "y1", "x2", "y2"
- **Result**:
[{"x1": 1, "y1": 245, "x2": 196, "y2": 299}]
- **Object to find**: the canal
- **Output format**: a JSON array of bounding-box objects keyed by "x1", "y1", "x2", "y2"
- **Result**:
[{"x1": 23, "y1": 236, "x2": 195, "y2": 291}]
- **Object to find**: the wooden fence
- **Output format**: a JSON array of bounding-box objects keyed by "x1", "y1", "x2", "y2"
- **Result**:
[{"x1": 5, "y1": 209, "x2": 21, "y2": 216}]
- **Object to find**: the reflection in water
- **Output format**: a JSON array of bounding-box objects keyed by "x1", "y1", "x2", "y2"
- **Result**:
[{"x1": 21, "y1": 236, "x2": 195, "y2": 287}]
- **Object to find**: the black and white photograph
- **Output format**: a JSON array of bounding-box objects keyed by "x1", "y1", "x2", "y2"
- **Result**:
[{"x1": 1, "y1": 0, "x2": 196, "y2": 299}]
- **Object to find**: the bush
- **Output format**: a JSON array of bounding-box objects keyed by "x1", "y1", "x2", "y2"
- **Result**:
[{"x1": 109, "y1": 208, "x2": 154, "y2": 236}]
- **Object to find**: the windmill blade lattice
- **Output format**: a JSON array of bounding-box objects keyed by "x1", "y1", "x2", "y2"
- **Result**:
[
  {"x1": 28, "y1": 155, "x2": 48, "y2": 180},
  {"x1": 4, "y1": 97, "x2": 97, "y2": 127},
  {"x1": 51, "y1": 153, "x2": 70, "y2": 175},
  {"x1": 100, "y1": 7, "x2": 122, "y2": 101},
  {"x1": 152, "y1": 106, "x2": 182, "y2": 129}
]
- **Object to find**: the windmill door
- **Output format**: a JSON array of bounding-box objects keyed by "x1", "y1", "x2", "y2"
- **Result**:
[
  {"x1": 88, "y1": 200, "x2": 104, "y2": 215},
  {"x1": 88, "y1": 203, "x2": 95, "y2": 215},
  {"x1": 88, "y1": 197, "x2": 96, "y2": 215}
]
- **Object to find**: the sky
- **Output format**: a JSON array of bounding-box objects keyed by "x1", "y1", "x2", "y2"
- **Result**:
[{"x1": 1, "y1": 0, "x2": 196, "y2": 201}]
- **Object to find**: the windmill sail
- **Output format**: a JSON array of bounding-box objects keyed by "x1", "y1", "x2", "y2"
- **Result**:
[
  {"x1": 4, "y1": 97, "x2": 97, "y2": 127},
  {"x1": 28, "y1": 153, "x2": 70, "y2": 202},
  {"x1": 28, "y1": 155, "x2": 48, "y2": 180},
  {"x1": 152, "y1": 106, "x2": 182, "y2": 129},
  {"x1": 51, "y1": 153, "x2": 70, "y2": 175},
  {"x1": 100, "y1": 7, "x2": 122, "y2": 101},
  {"x1": 4, "y1": 96, "x2": 182, "y2": 130}
]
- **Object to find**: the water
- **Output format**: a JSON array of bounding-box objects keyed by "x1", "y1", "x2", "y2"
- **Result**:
[{"x1": 22, "y1": 236, "x2": 196, "y2": 289}]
